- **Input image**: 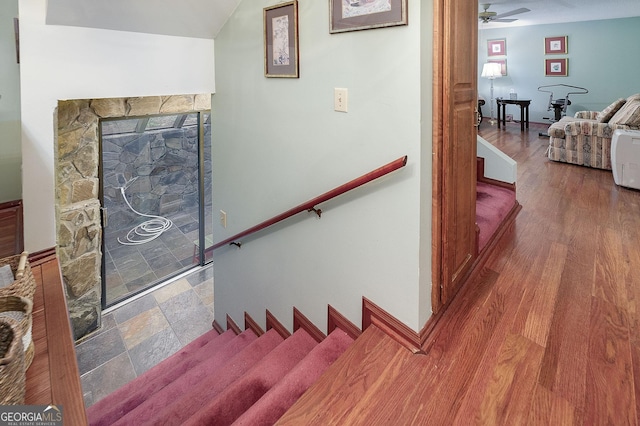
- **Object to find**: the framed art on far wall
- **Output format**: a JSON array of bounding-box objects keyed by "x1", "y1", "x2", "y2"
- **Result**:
[
  {"x1": 330, "y1": 0, "x2": 407, "y2": 33},
  {"x1": 487, "y1": 39, "x2": 506, "y2": 57},
  {"x1": 264, "y1": 1, "x2": 299, "y2": 78},
  {"x1": 545, "y1": 58, "x2": 568, "y2": 76},
  {"x1": 544, "y1": 36, "x2": 568, "y2": 54},
  {"x1": 488, "y1": 59, "x2": 507, "y2": 76}
]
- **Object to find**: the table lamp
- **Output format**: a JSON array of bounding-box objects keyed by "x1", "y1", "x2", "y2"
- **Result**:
[{"x1": 481, "y1": 62, "x2": 502, "y2": 124}]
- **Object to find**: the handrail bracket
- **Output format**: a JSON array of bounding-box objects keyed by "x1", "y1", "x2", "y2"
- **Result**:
[{"x1": 308, "y1": 207, "x2": 322, "y2": 218}]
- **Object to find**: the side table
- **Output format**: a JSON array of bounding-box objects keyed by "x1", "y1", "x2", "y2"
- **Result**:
[{"x1": 496, "y1": 98, "x2": 531, "y2": 131}]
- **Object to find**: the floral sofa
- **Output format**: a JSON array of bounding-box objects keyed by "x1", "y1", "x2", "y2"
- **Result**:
[{"x1": 547, "y1": 94, "x2": 640, "y2": 169}]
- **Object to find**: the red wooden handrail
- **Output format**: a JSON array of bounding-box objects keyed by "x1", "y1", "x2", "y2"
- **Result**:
[{"x1": 210, "y1": 155, "x2": 408, "y2": 251}]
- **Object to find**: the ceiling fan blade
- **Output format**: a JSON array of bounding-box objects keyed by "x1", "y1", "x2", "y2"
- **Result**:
[
  {"x1": 492, "y1": 18, "x2": 518, "y2": 22},
  {"x1": 494, "y1": 7, "x2": 530, "y2": 19}
]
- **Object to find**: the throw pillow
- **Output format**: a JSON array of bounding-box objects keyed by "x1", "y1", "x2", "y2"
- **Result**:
[
  {"x1": 0, "y1": 265, "x2": 14, "y2": 288},
  {"x1": 609, "y1": 100, "x2": 640, "y2": 126},
  {"x1": 597, "y1": 98, "x2": 626, "y2": 123}
]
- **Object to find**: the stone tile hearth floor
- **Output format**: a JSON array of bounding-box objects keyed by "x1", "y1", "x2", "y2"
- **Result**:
[
  {"x1": 103, "y1": 207, "x2": 213, "y2": 305},
  {"x1": 77, "y1": 264, "x2": 214, "y2": 408}
]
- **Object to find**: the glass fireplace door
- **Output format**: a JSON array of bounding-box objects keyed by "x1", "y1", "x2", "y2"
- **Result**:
[{"x1": 99, "y1": 112, "x2": 212, "y2": 307}]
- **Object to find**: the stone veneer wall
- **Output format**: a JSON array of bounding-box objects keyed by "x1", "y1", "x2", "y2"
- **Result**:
[{"x1": 55, "y1": 94, "x2": 211, "y2": 340}]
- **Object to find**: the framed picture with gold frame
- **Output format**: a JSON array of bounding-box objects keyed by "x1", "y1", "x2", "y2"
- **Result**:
[
  {"x1": 545, "y1": 58, "x2": 568, "y2": 76},
  {"x1": 330, "y1": 0, "x2": 408, "y2": 33},
  {"x1": 264, "y1": 1, "x2": 299, "y2": 78},
  {"x1": 544, "y1": 36, "x2": 568, "y2": 54},
  {"x1": 488, "y1": 59, "x2": 507, "y2": 76},
  {"x1": 487, "y1": 39, "x2": 506, "y2": 57}
]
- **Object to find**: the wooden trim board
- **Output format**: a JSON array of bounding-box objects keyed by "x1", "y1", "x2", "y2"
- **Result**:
[
  {"x1": 244, "y1": 311, "x2": 265, "y2": 336},
  {"x1": 328, "y1": 305, "x2": 361, "y2": 340},
  {"x1": 266, "y1": 309, "x2": 291, "y2": 339},
  {"x1": 293, "y1": 307, "x2": 326, "y2": 343},
  {"x1": 226, "y1": 314, "x2": 242, "y2": 335},
  {"x1": 25, "y1": 257, "x2": 88, "y2": 425}
]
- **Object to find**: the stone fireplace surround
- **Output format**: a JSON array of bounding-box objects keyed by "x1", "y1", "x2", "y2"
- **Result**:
[{"x1": 55, "y1": 94, "x2": 211, "y2": 340}]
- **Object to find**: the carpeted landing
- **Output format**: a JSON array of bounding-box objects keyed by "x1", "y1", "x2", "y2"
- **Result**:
[
  {"x1": 476, "y1": 181, "x2": 517, "y2": 252},
  {"x1": 87, "y1": 325, "x2": 354, "y2": 426}
]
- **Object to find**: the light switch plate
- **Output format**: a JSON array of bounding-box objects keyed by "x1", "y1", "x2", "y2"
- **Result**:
[{"x1": 334, "y1": 88, "x2": 348, "y2": 112}]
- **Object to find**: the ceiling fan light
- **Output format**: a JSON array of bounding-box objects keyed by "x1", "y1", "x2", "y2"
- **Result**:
[{"x1": 479, "y1": 4, "x2": 530, "y2": 24}]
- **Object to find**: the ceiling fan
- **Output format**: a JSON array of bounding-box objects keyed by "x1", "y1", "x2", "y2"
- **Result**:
[{"x1": 479, "y1": 3, "x2": 531, "y2": 23}]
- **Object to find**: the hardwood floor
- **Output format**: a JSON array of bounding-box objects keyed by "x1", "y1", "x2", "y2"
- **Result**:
[{"x1": 278, "y1": 123, "x2": 640, "y2": 425}]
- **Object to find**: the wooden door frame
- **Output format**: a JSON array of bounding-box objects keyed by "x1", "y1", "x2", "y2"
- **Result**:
[
  {"x1": 430, "y1": 0, "x2": 477, "y2": 316},
  {"x1": 431, "y1": 0, "x2": 445, "y2": 315}
]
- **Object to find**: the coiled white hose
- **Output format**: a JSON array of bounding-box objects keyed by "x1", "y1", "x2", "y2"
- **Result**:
[{"x1": 117, "y1": 185, "x2": 173, "y2": 245}]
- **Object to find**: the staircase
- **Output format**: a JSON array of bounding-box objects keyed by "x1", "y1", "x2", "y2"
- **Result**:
[
  {"x1": 87, "y1": 323, "x2": 354, "y2": 425},
  {"x1": 476, "y1": 180, "x2": 517, "y2": 252},
  {"x1": 475, "y1": 156, "x2": 520, "y2": 254}
]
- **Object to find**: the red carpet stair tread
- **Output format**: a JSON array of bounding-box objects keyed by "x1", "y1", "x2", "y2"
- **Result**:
[
  {"x1": 111, "y1": 328, "x2": 261, "y2": 425},
  {"x1": 87, "y1": 323, "x2": 354, "y2": 425},
  {"x1": 87, "y1": 327, "x2": 228, "y2": 426},
  {"x1": 233, "y1": 328, "x2": 355, "y2": 426},
  {"x1": 476, "y1": 181, "x2": 517, "y2": 251},
  {"x1": 137, "y1": 328, "x2": 287, "y2": 425},
  {"x1": 182, "y1": 328, "x2": 319, "y2": 426}
]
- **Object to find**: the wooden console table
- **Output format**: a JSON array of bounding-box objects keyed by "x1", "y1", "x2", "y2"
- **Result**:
[
  {"x1": 496, "y1": 98, "x2": 531, "y2": 131},
  {"x1": 24, "y1": 252, "x2": 87, "y2": 425}
]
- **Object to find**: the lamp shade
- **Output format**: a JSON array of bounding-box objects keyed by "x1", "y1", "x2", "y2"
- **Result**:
[{"x1": 481, "y1": 62, "x2": 502, "y2": 79}]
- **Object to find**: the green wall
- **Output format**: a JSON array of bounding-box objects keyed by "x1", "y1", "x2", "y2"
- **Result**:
[
  {"x1": 0, "y1": 0, "x2": 21, "y2": 203},
  {"x1": 211, "y1": 0, "x2": 432, "y2": 332},
  {"x1": 479, "y1": 17, "x2": 640, "y2": 123}
]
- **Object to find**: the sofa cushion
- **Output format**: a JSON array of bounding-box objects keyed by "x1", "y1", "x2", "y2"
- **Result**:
[
  {"x1": 609, "y1": 100, "x2": 640, "y2": 126},
  {"x1": 547, "y1": 116, "x2": 583, "y2": 138},
  {"x1": 597, "y1": 98, "x2": 626, "y2": 123},
  {"x1": 547, "y1": 122, "x2": 566, "y2": 138},
  {"x1": 575, "y1": 111, "x2": 599, "y2": 120}
]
